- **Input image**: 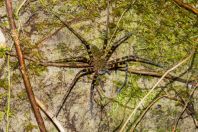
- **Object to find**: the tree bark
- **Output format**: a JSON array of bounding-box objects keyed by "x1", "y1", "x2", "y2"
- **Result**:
[
  {"x1": 173, "y1": 0, "x2": 198, "y2": 15},
  {"x1": 5, "y1": 0, "x2": 47, "y2": 131}
]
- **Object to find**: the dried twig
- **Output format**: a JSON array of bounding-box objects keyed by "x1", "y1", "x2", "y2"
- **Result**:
[
  {"x1": 172, "y1": 86, "x2": 197, "y2": 132},
  {"x1": 35, "y1": 97, "x2": 66, "y2": 132},
  {"x1": 35, "y1": 26, "x2": 64, "y2": 48},
  {"x1": 119, "y1": 50, "x2": 195, "y2": 132},
  {"x1": 173, "y1": 0, "x2": 198, "y2": 15},
  {"x1": 34, "y1": 16, "x2": 90, "y2": 48},
  {"x1": 108, "y1": 0, "x2": 136, "y2": 45},
  {"x1": 103, "y1": 0, "x2": 110, "y2": 50},
  {"x1": 117, "y1": 68, "x2": 194, "y2": 84},
  {"x1": 5, "y1": 0, "x2": 47, "y2": 131},
  {"x1": 132, "y1": 95, "x2": 182, "y2": 131}
]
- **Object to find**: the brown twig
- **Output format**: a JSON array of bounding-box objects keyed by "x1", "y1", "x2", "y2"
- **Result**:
[
  {"x1": 117, "y1": 68, "x2": 195, "y2": 84},
  {"x1": 5, "y1": 0, "x2": 47, "y2": 131},
  {"x1": 172, "y1": 87, "x2": 197, "y2": 132},
  {"x1": 104, "y1": 97, "x2": 134, "y2": 110},
  {"x1": 35, "y1": 97, "x2": 65, "y2": 132},
  {"x1": 34, "y1": 16, "x2": 89, "y2": 48},
  {"x1": 35, "y1": 26, "x2": 64, "y2": 48},
  {"x1": 173, "y1": 0, "x2": 198, "y2": 15},
  {"x1": 132, "y1": 95, "x2": 181, "y2": 131},
  {"x1": 103, "y1": 0, "x2": 110, "y2": 50},
  {"x1": 120, "y1": 49, "x2": 195, "y2": 132}
]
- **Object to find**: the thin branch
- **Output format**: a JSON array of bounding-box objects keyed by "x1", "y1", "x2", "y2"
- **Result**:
[
  {"x1": 172, "y1": 86, "x2": 197, "y2": 132},
  {"x1": 34, "y1": 16, "x2": 90, "y2": 48},
  {"x1": 103, "y1": 0, "x2": 110, "y2": 50},
  {"x1": 14, "y1": 0, "x2": 27, "y2": 19},
  {"x1": 35, "y1": 97, "x2": 66, "y2": 132},
  {"x1": 120, "y1": 50, "x2": 195, "y2": 132},
  {"x1": 117, "y1": 68, "x2": 195, "y2": 84},
  {"x1": 190, "y1": 114, "x2": 198, "y2": 128},
  {"x1": 104, "y1": 96, "x2": 134, "y2": 110},
  {"x1": 108, "y1": 1, "x2": 135, "y2": 45},
  {"x1": 173, "y1": 0, "x2": 198, "y2": 15},
  {"x1": 105, "y1": 32, "x2": 132, "y2": 61},
  {"x1": 171, "y1": 88, "x2": 197, "y2": 128},
  {"x1": 132, "y1": 95, "x2": 193, "y2": 131},
  {"x1": 35, "y1": 26, "x2": 64, "y2": 48},
  {"x1": 132, "y1": 95, "x2": 165, "y2": 131},
  {"x1": 56, "y1": 68, "x2": 93, "y2": 117},
  {"x1": 5, "y1": 0, "x2": 47, "y2": 131}
]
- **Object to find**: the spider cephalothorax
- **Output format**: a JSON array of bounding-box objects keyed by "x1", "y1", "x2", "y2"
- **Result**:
[{"x1": 89, "y1": 45, "x2": 107, "y2": 72}]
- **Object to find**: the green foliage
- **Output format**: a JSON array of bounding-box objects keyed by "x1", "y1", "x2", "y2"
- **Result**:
[
  {"x1": 0, "y1": 111, "x2": 4, "y2": 122},
  {"x1": 24, "y1": 122, "x2": 38, "y2": 132},
  {"x1": 0, "y1": 78, "x2": 8, "y2": 89},
  {"x1": 0, "y1": 47, "x2": 9, "y2": 58},
  {"x1": 130, "y1": 0, "x2": 197, "y2": 67},
  {"x1": 17, "y1": 90, "x2": 27, "y2": 100},
  {"x1": 2, "y1": 0, "x2": 197, "y2": 131},
  {"x1": 28, "y1": 63, "x2": 47, "y2": 76}
]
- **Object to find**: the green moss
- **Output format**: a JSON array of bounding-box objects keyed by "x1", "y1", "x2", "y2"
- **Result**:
[
  {"x1": 28, "y1": 63, "x2": 47, "y2": 76},
  {"x1": 10, "y1": 61, "x2": 19, "y2": 70},
  {"x1": 0, "y1": 93, "x2": 6, "y2": 99},
  {"x1": 17, "y1": 90, "x2": 27, "y2": 100},
  {"x1": 24, "y1": 122, "x2": 38, "y2": 132},
  {"x1": 0, "y1": 47, "x2": 9, "y2": 58},
  {"x1": 0, "y1": 111, "x2": 4, "y2": 122},
  {"x1": 0, "y1": 78, "x2": 8, "y2": 90},
  {"x1": 11, "y1": 73, "x2": 21, "y2": 83},
  {"x1": 0, "y1": 1, "x2": 4, "y2": 7}
]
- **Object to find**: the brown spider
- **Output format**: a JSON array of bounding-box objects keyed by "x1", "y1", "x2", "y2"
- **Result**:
[{"x1": 52, "y1": 14, "x2": 163, "y2": 117}]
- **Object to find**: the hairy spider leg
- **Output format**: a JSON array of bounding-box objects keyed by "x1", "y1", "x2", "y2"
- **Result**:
[
  {"x1": 117, "y1": 62, "x2": 128, "y2": 93},
  {"x1": 89, "y1": 73, "x2": 99, "y2": 116},
  {"x1": 108, "y1": 55, "x2": 163, "y2": 68},
  {"x1": 49, "y1": 57, "x2": 89, "y2": 63},
  {"x1": 54, "y1": 14, "x2": 94, "y2": 59},
  {"x1": 105, "y1": 32, "x2": 132, "y2": 61},
  {"x1": 56, "y1": 68, "x2": 94, "y2": 117}
]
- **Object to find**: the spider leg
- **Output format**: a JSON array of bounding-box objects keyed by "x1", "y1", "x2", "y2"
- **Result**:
[
  {"x1": 37, "y1": 61, "x2": 91, "y2": 68},
  {"x1": 105, "y1": 32, "x2": 132, "y2": 61},
  {"x1": 54, "y1": 14, "x2": 93, "y2": 59},
  {"x1": 7, "y1": 52, "x2": 91, "y2": 68},
  {"x1": 56, "y1": 68, "x2": 94, "y2": 117},
  {"x1": 90, "y1": 73, "x2": 99, "y2": 116},
  {"x1": 108, "y1": 55, "x2": 163, "y2": 68},
  {"x1": 103, "y1": 0, "x2": 110, "y2": 51},
  {"x1": 117, "y1": 62, "x2": 128, "y2": 93},
  {"x1": 48, "y1": 57, "x2": 89, "y2": 63}
]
